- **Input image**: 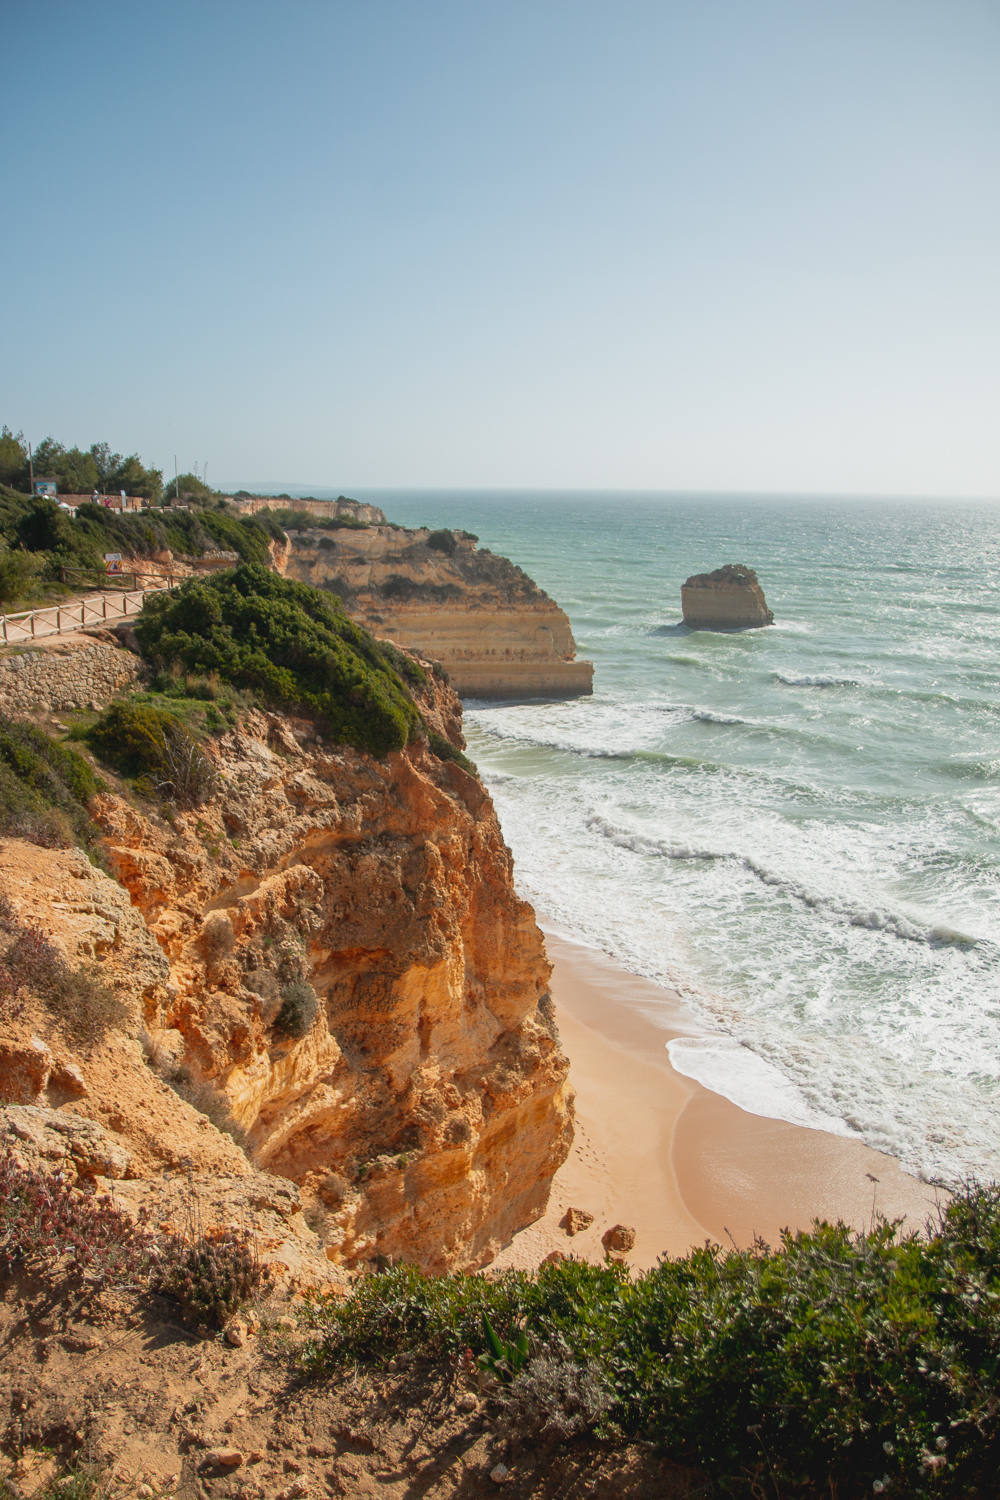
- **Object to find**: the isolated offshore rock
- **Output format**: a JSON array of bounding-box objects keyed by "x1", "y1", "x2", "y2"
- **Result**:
[{"x1": 681, "y1": 562, "x2": 774, "y2": 629}]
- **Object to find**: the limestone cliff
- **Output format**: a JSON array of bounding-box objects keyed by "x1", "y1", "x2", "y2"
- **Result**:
[
  {"x1": 681, "y1": 562, "x2": 774, "y2": 629},
  {"x1": 229, "y1": 494, "x2": 388, "y2": 526},
  {"x1": 0, "y1": 661, "x2": 573, "y2": 1272},
  {"x1": 281, "y1": 526, "x2": 594, "y2": 699}
]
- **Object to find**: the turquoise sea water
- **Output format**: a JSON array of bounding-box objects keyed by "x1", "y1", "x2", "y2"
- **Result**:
[{"x1": 364, "y1": 492, "x2": 1000, "y2": 1185}]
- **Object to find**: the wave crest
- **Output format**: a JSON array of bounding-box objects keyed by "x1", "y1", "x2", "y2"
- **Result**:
[{"x1": 585, "y1": 812, "x2": 982, "y2": 949}]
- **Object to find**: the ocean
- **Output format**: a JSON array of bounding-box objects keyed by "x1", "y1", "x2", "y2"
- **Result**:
[{"x1": 361, "y1": 491, "x2": 1000, "y2": 1187}]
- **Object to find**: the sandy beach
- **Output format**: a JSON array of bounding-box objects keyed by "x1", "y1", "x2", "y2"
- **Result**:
[{"x1": 495, "y1": 927, "x2": 944, "y2": 1273}]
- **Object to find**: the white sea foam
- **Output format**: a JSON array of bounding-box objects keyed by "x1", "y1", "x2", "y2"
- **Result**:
[
  {"x1": 665, "y1": 1037, "x2": 854, "y2": 1135},
  {"x1": 776, "y1": 673, "x2": 863, "y2": 688},
  {"x1": 446, "y1": 490, "x2": 1000, "y2": 1189},
  {"x1": 583, "y1": 811, "x2": 982, "y2": 947}
]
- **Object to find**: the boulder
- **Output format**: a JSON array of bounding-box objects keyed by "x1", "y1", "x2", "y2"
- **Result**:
[
  {"x1": 601, "y1": 1223, "x2": 636, "y2": 1253},
  {"x1": 560, "y1": 1207, "x2": 595, "y2": 1236}
]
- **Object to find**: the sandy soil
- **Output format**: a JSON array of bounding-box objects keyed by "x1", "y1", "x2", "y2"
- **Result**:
[{"x1": 495, "y1": 929, "x2": 944, "y2": 1273}]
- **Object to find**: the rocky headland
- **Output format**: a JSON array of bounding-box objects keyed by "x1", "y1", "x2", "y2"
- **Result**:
[
  {"x1": 680, "y1": 562, "x2": 774, "y2": 629},
  {"x1": 281, "y1": 526, "x2": 594, "y2": 699},
  {"x1": 0, "y1": 653, "x2": 572, "y2": 1274}
]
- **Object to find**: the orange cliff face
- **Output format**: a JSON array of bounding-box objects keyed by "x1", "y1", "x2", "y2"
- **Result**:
[
  {"x1": 280, "y1": 526, "x2": 594, "y2": 700},
  {"x1": 84, "y1": 670, "x2": 573, "y2": 1272}
]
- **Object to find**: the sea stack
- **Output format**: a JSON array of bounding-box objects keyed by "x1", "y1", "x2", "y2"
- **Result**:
[{"x1": 681, "y1": 562, "x2": 774, "y2": 629}]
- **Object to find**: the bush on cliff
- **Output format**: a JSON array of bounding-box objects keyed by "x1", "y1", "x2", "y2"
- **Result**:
[
  {"x1": 85, "y1": 701, "x2": 218, "y2": 805},
  {"x1": 0, "y1": 713, "x2": 101, "y2": 849},
  {"x1": 133, "y1": 564, "x2": 422, "y2": 755},
  {"x1": 253, "y1": 506, "x2": 368, "y2": 532},
  {"x1": 0, "y1": 893, "x2": 126, "y2": 1041},
  {"x1": 426, "y1": 528, "x2": 457, "y2": 555},
  {"x1": 301, "y1": 1187, "x2": 1000, "y2": 1498}
]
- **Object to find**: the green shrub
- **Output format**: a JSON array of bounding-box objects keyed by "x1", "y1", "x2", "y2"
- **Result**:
[
  {"x1": 86, "y1": 701, "x2": 218, "y2": 805},
  {"x1": 274, "y1": 980, "x2": 319, "y2": 1038},
  {"x1": 254, "y1": 506, "x2": 367, "y2": 533},
  {"x1": 0, "y1": 547, "x2": 35, "y2": 606},
  {"x1": 300, "y1": 1193, "x2": 1000, "y2": 1497},
  {"x1": 0, "y1": 714, "x2": 100, "y2": 849},
  {"x1": 426, "y1": 529, "x2": 457, "y2": 555},
  {"x1": 0, "y1": 486, "x2": 275, "y2": 581},
  {"x1": 427, "y1": 730, "x2": 477, "y2": 777},
  {"x1": 133, "y1": 563, "x2": 422, "y2": 756}
]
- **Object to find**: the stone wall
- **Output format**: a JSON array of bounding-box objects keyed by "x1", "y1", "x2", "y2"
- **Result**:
[{"x1": 0, "y1": 638, "x2": 141, "y2": 716}]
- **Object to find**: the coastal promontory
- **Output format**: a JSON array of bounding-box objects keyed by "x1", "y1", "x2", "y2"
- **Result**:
[
  {"x1": 281, "y1": 524, "x2": 594, "y2": 699},
  {"x1": 681, "y1": 562, "x2": 774, "y2": 629}
]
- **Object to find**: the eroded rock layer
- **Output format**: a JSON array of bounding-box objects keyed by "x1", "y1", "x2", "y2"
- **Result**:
[
  {"x1": 12, "y1": 667, "x2": 571, "y2": 1271},
  {"x1": 282, "y1": 527, "x2": 594, "y2": 699}
]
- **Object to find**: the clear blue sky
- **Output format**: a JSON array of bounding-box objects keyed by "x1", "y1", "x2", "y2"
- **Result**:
[{"x1": 3, "y1": 0, "x2": 998, "y2": 496}]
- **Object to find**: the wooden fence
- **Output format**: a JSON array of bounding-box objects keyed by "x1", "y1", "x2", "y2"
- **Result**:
[{"x1": 0, "y1": 577, "x2": 177, "y2": 646}]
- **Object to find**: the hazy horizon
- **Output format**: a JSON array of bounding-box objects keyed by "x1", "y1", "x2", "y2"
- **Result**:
[{"x1": 4, "y1": 1, "x2": 998, "y2": 499}]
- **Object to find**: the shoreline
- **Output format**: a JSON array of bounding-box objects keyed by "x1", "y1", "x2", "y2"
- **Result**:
[{"x1": 494, "y1": 926, "x2": 943, "y2": 1272}]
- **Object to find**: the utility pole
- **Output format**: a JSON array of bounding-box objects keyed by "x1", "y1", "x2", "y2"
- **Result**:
[
  {"x1": 28, "y1": 442, "x2": 34, "y2": 494},
  {"x1": 174, "y1": 454, "x2": 179, "y2": 505}
]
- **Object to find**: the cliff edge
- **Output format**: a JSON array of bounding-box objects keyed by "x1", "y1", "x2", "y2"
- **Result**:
[
  {"x1": 282, "y1": 526, "x2": 594, "y2": 699},
  {"x1": 681, "y1": 562, "x2": 774, "y2": 629},
  {"x1": 0, "y1": 658, "x2": 574, "y2": 1272}
]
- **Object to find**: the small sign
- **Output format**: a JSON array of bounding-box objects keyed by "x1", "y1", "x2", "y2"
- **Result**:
[{"x1": 104, "y1": 553, "x2": 123, "y2": 574}]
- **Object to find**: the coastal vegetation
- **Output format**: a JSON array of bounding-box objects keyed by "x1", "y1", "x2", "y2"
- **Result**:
[
  {"x1": 0, "y1": 428, "x2": 162, "y2": 502},
  {"x1": 0, "y1": 482, "x2": 282, "y2": 606},
  {"x1": 133, "y1": 563, "x2": 422, "y2": 755},
  {"x1": 0, "y1": 713, "x2": 101, "y2": 849},
  {"x1": 252, "y1": 505, "x2": 369, "y2": 532},
  {"x1": 301, "y1": 1188, "x2": 1000, "y2": 1497}
]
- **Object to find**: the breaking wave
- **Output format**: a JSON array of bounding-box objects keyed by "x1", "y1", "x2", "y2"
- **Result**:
[{"x1": 584, "y1": 812, "x2": 984, "y2": 949}]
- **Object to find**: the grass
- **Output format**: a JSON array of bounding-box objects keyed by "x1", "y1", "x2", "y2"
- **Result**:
[{"x1": 299, "y1": 1187, "x2": 1000, "y2": 1498}]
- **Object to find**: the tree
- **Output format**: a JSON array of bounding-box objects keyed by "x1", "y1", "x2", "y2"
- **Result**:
[
  {"x1": 109, "y1": 453, "x2": 163, "y2": 502},
  {"x1": 0, "y1": 428, "x2": 29, "y2": 490},
  {"x1": 30, "y1": 438, "x2": 99, "y2": 495},
  {"x1": 89, "y1": 442, "x2": 124, "y2": 490}
]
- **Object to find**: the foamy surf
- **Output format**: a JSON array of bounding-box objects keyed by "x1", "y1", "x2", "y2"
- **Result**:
[
  {"x1": 665, "y1": 1036, "x2": 855, "y2": 1136},
  {"x1": 382, "y1": 489, "x2": 1000, "y2": 1188}
]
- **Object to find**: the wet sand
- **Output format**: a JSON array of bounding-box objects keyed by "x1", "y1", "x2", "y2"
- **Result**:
[{"x1": 495, "y1": 928, "x2": 943, "y2": 1272}]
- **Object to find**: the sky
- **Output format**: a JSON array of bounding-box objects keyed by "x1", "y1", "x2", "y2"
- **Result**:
[{"x1": 3, "y1": 0, "x2": 999, "y2": 497}]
